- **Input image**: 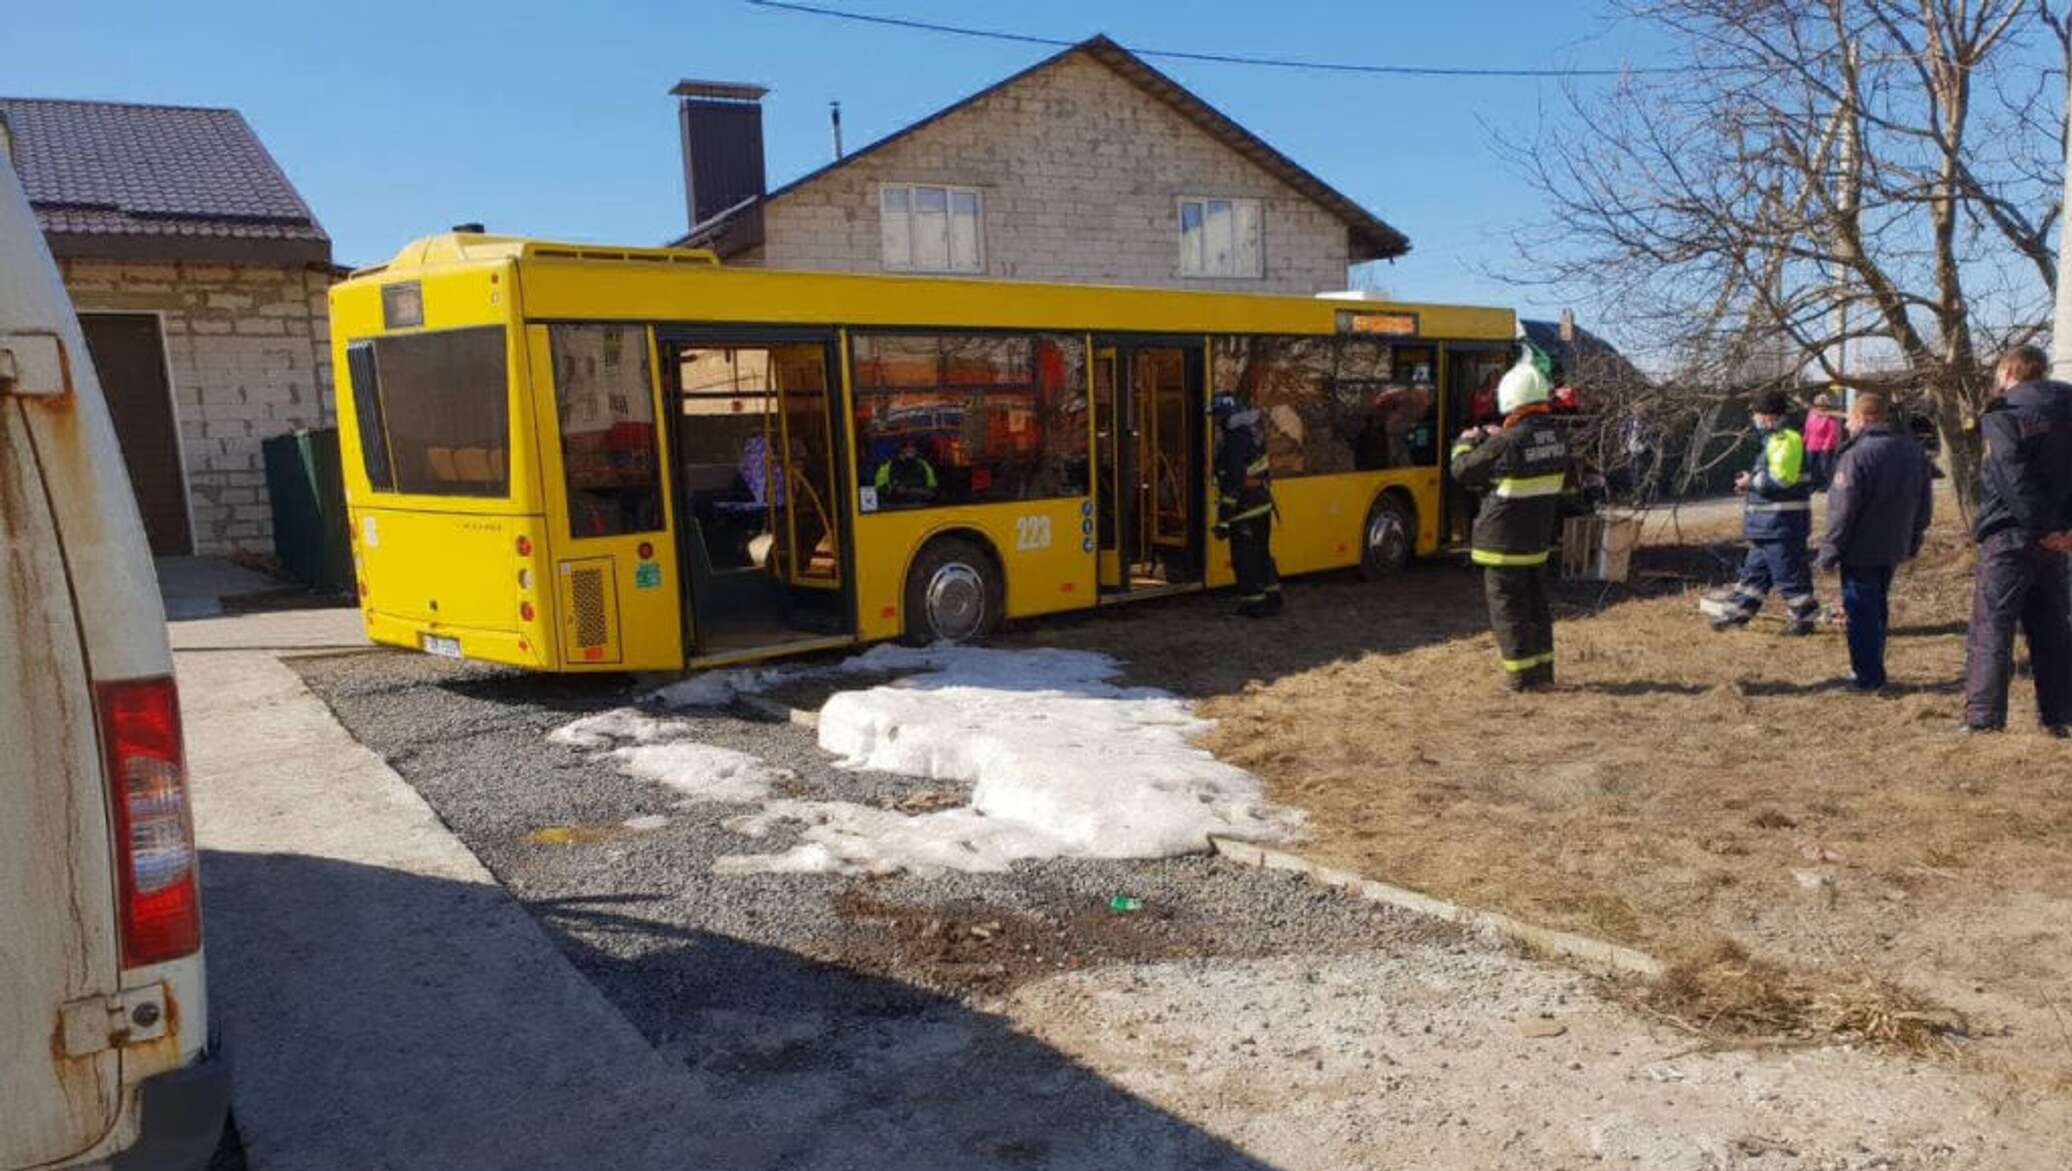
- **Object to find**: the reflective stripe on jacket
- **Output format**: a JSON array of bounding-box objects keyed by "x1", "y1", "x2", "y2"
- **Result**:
[
  {"x1": 1216, "y1": 414, "x2": 1274, "y2": 526},
  {"x1": 1744, "y1": 426, "x2": 1810, "y2": 541},
  {"x1": 1451, "y1": 409, "x2": 1569, "y2": 567}
]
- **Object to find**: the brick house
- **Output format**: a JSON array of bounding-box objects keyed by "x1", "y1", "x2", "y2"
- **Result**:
[
  {"x1": 671, "y1": 36, "x2": 1408, "y2": 295},
  {"x1": 0, "y1": 97, "x2": 334, "y2": 556}
]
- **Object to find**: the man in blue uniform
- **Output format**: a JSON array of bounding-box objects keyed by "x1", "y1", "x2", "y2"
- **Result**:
[
  {"x1": 1960, "y1": 345, "x2": 2072, "y2": 735},
  {"x1": 1212, "y1": 394, "x2": 1281, "y2": 618},
  {"x1": 1702, "y1": 390, "x2": 1818, "y2": 635}
]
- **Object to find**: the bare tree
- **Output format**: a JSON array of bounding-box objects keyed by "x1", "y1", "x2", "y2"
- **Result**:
[{"x1": 1503, "y1": 0, "x2": 2072, "y2": 522}]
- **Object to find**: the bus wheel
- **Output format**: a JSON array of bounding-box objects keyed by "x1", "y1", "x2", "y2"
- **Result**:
[
  {"x1": 902, "y1": 537, "x2": 999, "y2": 646},
  {"x1": 1359, "y1": 494, "x2": 1414, "y2": 581}
]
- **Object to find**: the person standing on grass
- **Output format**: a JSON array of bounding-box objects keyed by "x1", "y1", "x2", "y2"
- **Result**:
[
  {"x1": 1702, "y1": 390, "x2": 1819, "y2": 635},
  {"x1": 1959, "y1": 345, "x2": 2072, "y2": 736},
  {"x1": 1814, "y1": 393, "x2": 1932, "y2": 692},
  {"x1": 1451, "y1": 358, "x2": 1569, "y2": 691},
  {"x1": 1804, "y1": 391, "x2": 1843, "y2": 490}
]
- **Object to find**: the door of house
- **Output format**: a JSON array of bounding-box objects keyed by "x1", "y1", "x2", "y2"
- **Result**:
[{"x1": 78, "y1": 314, "x2": 191, "y2": 555}]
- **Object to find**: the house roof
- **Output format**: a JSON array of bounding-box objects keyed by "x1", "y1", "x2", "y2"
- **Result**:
[
  {"x1": 673, "y1": 35, "x2": 1409, "y2": 263},
  {"x1": 1521, "y1": 318, "x2": 1650, "y2": 389},
  {"x1": 0, "y1": 97, "x2": 329, "y2": 265}
]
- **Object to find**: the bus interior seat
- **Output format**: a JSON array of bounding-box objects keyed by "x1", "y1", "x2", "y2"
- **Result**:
[
  {"x1": 451, "y1": 447, "x2": 495, "y2": 482},
  {"x1": 426, "y1": 446, "x2": 458, "y2": 481}
]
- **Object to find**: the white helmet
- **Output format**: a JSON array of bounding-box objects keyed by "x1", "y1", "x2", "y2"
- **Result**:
[{"x1": 1496, "y1": 360, "x2": 1550, "y2": 415}]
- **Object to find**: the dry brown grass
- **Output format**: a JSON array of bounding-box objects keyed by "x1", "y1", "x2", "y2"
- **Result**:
[
  {"x1": 1004, "y1": 494, "x2": 2072, "y2": 1077},
  {"x1": 1646, "y1": 938, "x2": 1968, "y2": 1054}
]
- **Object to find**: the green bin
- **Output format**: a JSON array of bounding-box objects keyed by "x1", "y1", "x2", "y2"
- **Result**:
[{"x1": 263, "y1": 427, "x2": 352, "y2": 596}]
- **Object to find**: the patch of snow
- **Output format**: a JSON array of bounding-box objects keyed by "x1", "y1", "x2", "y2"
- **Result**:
[
  {"x1": 546, "y1": 708, "x2": 693, "y2": 750},
  {"x1": 651, "y1": 664, "x2": 803, "y2": 708},
  {"x1": 715, "y1": 644, "x2": 1303, "y2": 876},
  {"x1": 608, "y1": 742, "x2": 792, "y2": 804},
  {"x1": 622, "y1": 814, "x2": 671, "y2": 832}
]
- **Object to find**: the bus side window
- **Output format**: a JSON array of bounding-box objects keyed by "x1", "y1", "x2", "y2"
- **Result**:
[
  {"x1": 850, "y1": 332, "x2": 1087, "y2": 509},
  {"x1": 550, "y1": 324, "x2": 663, "y2": 537}
]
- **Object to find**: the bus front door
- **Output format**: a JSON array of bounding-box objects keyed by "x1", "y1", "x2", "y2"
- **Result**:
[
  {"x1": 1097, "y1": 341, "x2": 1205, "y2": 594},
  {"x1": 666, "y1": 335, "x2": 853, "y2": 661}
]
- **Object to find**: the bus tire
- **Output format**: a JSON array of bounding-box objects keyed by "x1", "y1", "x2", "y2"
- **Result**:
[
  {"x1": 901, "y1": 536, "x2": 1000, "y2": 646},
  {"x1": 1359, "y1": 492, "x2": 1415, "y2": 581}
]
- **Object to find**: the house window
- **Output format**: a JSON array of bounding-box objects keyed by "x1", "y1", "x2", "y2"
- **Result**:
[
  {"x1": 1178, "y1": 197, "x2": 1263, "y2": 278},
  {"x1": 881, "y1": 184, "x2": 983, "y2": 274}
]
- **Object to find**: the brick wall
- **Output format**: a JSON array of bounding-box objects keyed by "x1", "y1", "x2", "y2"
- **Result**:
[
  {"x1": 753, "y1": 54, "x2": 1356, "y2": 294},
  {"x1": 59, "y1": 258, "x2": 334, "y2": 556}
]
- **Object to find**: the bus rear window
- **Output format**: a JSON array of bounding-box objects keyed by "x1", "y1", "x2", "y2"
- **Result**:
[{"x1": 364, "y1": 327, "x2": 510, "y2": 497}]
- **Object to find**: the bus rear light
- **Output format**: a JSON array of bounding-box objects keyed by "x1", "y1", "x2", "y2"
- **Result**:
[
  {"x1": 637, "y1": 541, "x2": 654, "y2": 559},
  {"x1": 518, "y1": 568, "x2": 533, "y2": 590},
  {"x1": 515, "y1": 535, "x2": 532, "y2": 557},
  {"x1": 520, "y1": 601, "x2": 536, "y2": 622},
  {"x1": 95, "y1": 677, "x2": 201, "y2": 968}
]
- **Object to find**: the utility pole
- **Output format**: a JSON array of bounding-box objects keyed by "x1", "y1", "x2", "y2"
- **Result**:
[{"x1": 2056, "y1": 46, "x2": 2072, "y2": 379}]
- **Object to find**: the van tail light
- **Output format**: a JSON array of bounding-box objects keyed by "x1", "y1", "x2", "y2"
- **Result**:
[{"x1": 96, "y1": 677, "x2": 201, "y2": 968}]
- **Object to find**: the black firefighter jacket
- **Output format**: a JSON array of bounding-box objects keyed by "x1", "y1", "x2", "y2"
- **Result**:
[
  {"x1": 1450, "y1": 407, "x2": 1570, "y2": 568},
  {"x1": 1216, "y1": 411, "x2": 1274, "y2": 527}
]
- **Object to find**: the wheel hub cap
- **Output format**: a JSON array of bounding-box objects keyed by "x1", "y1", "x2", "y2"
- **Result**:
[
  {"x1": 1369, "y1": 513, "x2": 1406, "y2": 564},
  {"x1": 925, "y1": 563, "x2": 986, "y2": 641}
]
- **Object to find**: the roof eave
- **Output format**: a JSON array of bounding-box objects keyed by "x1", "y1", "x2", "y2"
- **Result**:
[{"x1": 45, "y1": 230, "x2": 332, "y2": 266}]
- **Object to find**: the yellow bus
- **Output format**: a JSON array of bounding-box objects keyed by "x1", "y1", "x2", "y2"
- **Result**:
[{"x1": 329, "y1": 231, "x2": 1516, "y2": 672}]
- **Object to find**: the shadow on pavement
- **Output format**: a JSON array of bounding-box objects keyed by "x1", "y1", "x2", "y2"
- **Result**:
[{"x1": 204, "y1": 850, "x2": 1276, "y2": 1171}]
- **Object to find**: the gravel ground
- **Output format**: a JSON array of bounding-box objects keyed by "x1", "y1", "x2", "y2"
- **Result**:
[
  {"x1": 290, "y1": 648, "x2": 1479, "y2": 1168},
  {"x1": 291, "y1": 648, "x2": 2072, "y2": 1170}
]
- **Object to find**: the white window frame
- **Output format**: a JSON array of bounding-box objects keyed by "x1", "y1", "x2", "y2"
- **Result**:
[
  {"x1": 879, "y1": 183, "x2": 985, "y2": 274},
  {"x1": 1177, "y1": 196, "x2": 1264, "y2": 279}
]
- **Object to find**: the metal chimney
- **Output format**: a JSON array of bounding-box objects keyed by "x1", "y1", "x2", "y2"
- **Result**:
[
  {"x1": 670, "y1": 79, "x2": 769, "y2": 230},
  {"x1": 830, "y1": 101, "x2": 844, "y2": 160}
]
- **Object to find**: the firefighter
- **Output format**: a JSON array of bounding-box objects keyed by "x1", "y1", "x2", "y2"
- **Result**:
[
  {"x1": 1451, "y1": 359, "x2": 1570, "y2": 690},
  {"x1": 1212, "y1": 393, "x2": 1281, "y2": 617},
  {"x1": 1702, "y1": 390, "x2": 1818, "y2": 634}
]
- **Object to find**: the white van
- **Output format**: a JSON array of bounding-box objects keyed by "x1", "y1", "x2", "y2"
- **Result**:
[{"x1": 1, "y1": 153, "x2": 229, "y2": 1164}]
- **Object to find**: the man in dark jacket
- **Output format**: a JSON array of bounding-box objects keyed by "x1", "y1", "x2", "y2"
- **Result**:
[
  {"x1": 1451, "y1": 360, "x2": 1570, "y2": 690},
  {"x1": 1702, "y1": 390, "x2": 1819, "y2": 634},
  {"x1": 1815, "y1": 393, "x2": 1933, "y2": 691},
  {"x1": 1212, "y1": 394, "x2": 1281, "y2": 617},
  {"x1": 1960, "y1": 345, "x2": 2072, "y2": 734}
]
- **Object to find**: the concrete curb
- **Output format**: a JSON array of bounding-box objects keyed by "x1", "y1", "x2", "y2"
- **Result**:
[{"x1": 1209, "y1": 837, "x2": 1664, "y2": 979}]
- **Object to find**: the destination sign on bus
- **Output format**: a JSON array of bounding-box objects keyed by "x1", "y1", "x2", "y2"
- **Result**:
[{"x1": 1336, "y1": 310, "x2": 1420, "y2": 337}]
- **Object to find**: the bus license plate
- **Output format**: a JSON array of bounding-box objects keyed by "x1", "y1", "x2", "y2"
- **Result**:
[{"x1": 422, "y1": 635, "x2": 463, "y2": 659}]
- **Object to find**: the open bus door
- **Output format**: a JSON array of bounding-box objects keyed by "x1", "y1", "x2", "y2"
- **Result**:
[
  {"x1": 1095, "y1": 338, "x2": 1205, "y2": 598},
  {"x1": 662, "y1": 330, "x2": 855, "y2": 664},
  {"x1": 1440, "y1": 343, "x2": 1512, "y2": 548}
]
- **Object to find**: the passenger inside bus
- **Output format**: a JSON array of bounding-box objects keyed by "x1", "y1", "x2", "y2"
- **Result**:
[{"x1": 873, "y1": 441, "x2": 939, "y2": 505}]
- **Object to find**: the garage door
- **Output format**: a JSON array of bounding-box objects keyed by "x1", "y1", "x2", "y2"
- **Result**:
[{"x1": 79, "y1": 313, "x2": 192, "y2": 555}]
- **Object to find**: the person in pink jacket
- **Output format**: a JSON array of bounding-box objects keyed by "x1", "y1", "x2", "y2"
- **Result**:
[{"x1": 1804, "y1": 391, "x2": 1843, "y2": 490}]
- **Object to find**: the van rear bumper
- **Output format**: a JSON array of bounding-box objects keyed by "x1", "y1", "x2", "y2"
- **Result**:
[{"x1": 109, "y1": 1039, "x2": 232, "y2": 1171}]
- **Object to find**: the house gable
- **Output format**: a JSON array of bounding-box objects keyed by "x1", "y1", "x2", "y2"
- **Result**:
[{"x1": 694, "y1": 44, "x2": 1401, "y2": 294}]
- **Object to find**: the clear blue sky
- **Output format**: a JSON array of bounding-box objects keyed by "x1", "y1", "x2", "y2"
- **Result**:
[{"x1": 9, "y1": 0, "x2": 1670, "y2": 316}]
